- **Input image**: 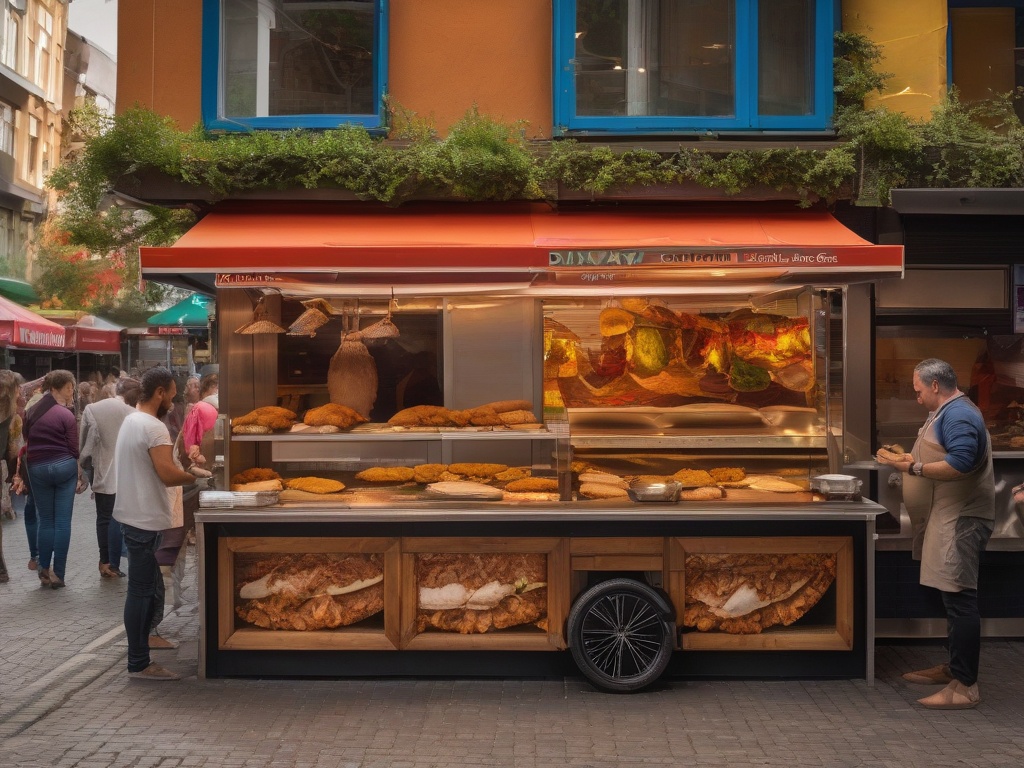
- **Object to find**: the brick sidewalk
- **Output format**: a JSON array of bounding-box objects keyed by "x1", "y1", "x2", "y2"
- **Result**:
[{"x1": 3, "y1": 503, "x2": 1024, "y2": 767}]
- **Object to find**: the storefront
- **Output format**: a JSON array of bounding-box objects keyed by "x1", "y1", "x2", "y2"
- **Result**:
[
  {"x1": 142, "y1": 202, "x2": 903, "y2": 689},
  {"x1": 125, "y1": 293, "x2": 214, "y2": 375},
  {"x1": 0, "y1": 295, "x2": 68, "y2": 378},
  {"x1": 870, "y1": 189, "x2": 1024, "y2": 638},
  {"x1": 34, "y1": 310, "x2": 125, "y2": 383}
]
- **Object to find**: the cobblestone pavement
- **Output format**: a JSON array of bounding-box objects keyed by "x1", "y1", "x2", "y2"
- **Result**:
[{"x1": 3, "y1": 500, "x2": 1024, "y2": 767}]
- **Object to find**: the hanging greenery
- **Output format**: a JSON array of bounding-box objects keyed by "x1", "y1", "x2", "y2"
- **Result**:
[{"x1": 46, "y1": 31, "x2": 1024, "y2": 257}]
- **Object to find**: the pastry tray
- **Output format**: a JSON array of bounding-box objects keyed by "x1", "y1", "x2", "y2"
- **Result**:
[{"x1": 200, "y1": 490, "x2": 280, "y2": 508}]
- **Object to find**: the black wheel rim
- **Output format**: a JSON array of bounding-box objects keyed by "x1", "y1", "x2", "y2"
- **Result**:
[{"x1": 579, "y1": 591, "x2": 666, "y2": 681}]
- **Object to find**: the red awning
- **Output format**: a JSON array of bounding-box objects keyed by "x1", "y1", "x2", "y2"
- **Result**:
[
  {"x1": 0, "y1": 295, "x2": 66, "y2": 350},
  {"x1": 68, "y1": 324, "x2": 123, "y2": 353},
  {"x1": 141, "y1": 203, "x2": 903, "y2": 285}
]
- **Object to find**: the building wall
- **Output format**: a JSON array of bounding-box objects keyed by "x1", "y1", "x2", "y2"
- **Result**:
[
  {"x1": 118, "y1": 1, "x2": 553, "y2": 136},
  {"x1": 117, "y1": 0, "x2": 201, "y2": 130},
  {"x1": 842, "y1": 0, "x2": 947, "y2": 120},
  {"x1": 0, "y1": 0, "x2": 68, "y2": 281},
  {"x1": 390, "y1": 0, "x2": 552, "y2": 137}
]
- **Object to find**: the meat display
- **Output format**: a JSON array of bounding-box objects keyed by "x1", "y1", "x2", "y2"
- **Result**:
[
  {"x1": 416, "y1": 553, "x2": 547, "y2": 634},
  {"x1": 683, "y1": 552, "x2": 836, "y2": 634},
  {"x1": 235, "y1": 553, "x2": 384, "y2": 631},
  {"x1": 327, "y1": 332, "x2": 379, "y2": 419}
]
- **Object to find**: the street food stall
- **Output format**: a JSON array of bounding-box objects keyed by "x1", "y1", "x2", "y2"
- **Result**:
[{"x1": 142, "y1": 203, "x2": 903, "y2": 690}]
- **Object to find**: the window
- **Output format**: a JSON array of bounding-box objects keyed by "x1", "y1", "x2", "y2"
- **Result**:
[
  {"x1": 0, "y1": 101, "x2": 13, "y2": 155},
  {"x1": 35, "y1": 6, "x2": 50, "y2": 95},
  {"x1": 553, "y1": 0, "x2": 834, "y2": 133},
  {"x1": 948, "y1": 2, "x2": 1024, "y2": 122},
  {"x1": 23, "y1": 114, "x2": 37, "y2": 184},
  {"x1": 2, "y1": 8, "x2": 19, "y2": 72},
  {"x1": 202, "y1": 0, "x2": 389, "y2": 131}
]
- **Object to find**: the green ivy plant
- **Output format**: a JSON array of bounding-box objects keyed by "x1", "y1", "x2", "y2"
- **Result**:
[{"x1": 47, "y1": 31, "x2": 1024, "y2": 258}]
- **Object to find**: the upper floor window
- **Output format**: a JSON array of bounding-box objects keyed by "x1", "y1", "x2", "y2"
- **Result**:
[
  {"x1": 0, "y1": 101, "x2": 13, "y2": 155},
  {"x1": 553, "y1": 0, "x2": 834, "y2": 134},
  {"x1": 35, "y1": 6, "x2": 51, "y2": 96},
  {"x1": 948, "y1": 2, "x2": 1024, "y2": 122},
  {"x1": 202, "y1": 0, "x2": 388, "y2": 131},
  {"x1": 2, "y1": 7, "x2": 19, "y2": 72}
]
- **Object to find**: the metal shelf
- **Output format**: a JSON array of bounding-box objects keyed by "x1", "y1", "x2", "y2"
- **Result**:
[{"x1": 231, "y1": 426, "x2": 558, "y2": 443}]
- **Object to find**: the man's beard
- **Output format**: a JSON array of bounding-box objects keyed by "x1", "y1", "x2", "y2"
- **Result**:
[{"x1": 157, "y1": 403, "x2": 170, "y2": 419}]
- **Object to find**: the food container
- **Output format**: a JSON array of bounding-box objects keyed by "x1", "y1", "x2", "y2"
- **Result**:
[
  {"x1": 809, "y1": 474, "x2": 863, "y2": 501},
  {"x1": 627, "y1": 479, "x2": 683, "y2": 503},
  {"x1": 200, "y1": 490, "x2": 280, "y2": 508}
]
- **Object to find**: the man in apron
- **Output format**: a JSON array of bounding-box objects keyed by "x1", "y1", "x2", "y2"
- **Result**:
[{"x1": 877, "y1": 358, "x2": 994, "y2": 710}]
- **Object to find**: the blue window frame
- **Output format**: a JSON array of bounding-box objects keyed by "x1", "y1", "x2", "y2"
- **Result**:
[
  {"x1": 553, "y1": 0, "x2": 835, "y2": 134},
  {"x1": 201, "y1": 0, "x2": 388, "y2": 132}
]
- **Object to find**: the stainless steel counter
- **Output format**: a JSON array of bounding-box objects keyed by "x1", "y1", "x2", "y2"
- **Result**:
[{"x1": 196, "y1": 498, "x2": 885, "y2": 525}]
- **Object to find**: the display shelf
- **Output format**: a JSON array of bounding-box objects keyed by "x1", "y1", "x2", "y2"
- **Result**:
[
  {"x1": 231, "y1": 425, "x2": 557, "y2": 442},
  {"x1": 570, "y1": 430, "x2": 826, "y2": 450}
]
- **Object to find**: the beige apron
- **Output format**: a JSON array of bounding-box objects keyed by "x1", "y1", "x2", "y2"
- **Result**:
[{"x1": 904, "y1": 394, "x2": 994, "y2": 592}]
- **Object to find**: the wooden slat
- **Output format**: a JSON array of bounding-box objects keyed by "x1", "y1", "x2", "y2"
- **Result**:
[
  {"x1": 547, "y1": 539, "x2": 570, "y2": 650},
  {"x1": 670, "y1": 536, "x2": 847, "y2": 568},
  {"x1": 834, "y1": 538, "x2": 855, "y2": 650},
  {"x1": 227, "y1": 537, "x2": 396, "y2": 553},
  {"x1": 401, "y1": 537, "x2": 560, "y2": 553},
  {"x1": 383, "y1": 541, "x2": 402, "y2": 650},
  {"x1": 570, "y1": 537, "x2": 663, "y2": 555},
  {"x1": 571, "y1": 555, "x2": 663, "y2": 571},
  {"x1": 223, "y1": 628, "x2": 395, "y2": 651},
  {"x1": 217, "y1": 539, "x2": 235, "y2": 649},
  {"x1": 398, "y1": 552, "x2": 419, "y2": 649},
  {"x1": 682, "y1": 627, "x2": 850, "y2": 651},
  {"x1": 404, "y1": 632, "x2": 554, "y2": 652}
]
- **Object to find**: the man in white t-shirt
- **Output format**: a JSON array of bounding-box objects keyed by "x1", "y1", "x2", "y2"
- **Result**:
[{"x1": 112, "y1": 367, "x2": 197, "y2": 681}]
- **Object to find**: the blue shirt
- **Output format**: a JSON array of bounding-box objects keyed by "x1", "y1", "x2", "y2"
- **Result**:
[{"x1": 935, "y1": 396, "x2": 988, "y2": 474}]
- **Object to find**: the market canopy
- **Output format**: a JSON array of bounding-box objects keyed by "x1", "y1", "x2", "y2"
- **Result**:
[
  {"x1": 33, "y1": 310, "x2": 125, "y2": 353},
  {"x1": 0, "y1": 294, "x2": 66, "y2": 350},
  {"x1": 140, "y1": 203, "x2": 904, "y2": 293},
  {"x1": 0, "y1": 277, "x2": 40, "y2": 305},
  {"x1": 147, "y1": 293, "x2": 213, "y2": 327}
]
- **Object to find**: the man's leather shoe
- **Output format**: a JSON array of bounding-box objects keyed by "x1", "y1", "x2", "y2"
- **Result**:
[
  {"x1": 902, "y1": 663, "x2": 953, "y2": 685},
  {"x1": 149, "y1": 635, "x2": 179, "y2": 650},
  {"x1": 128, "y1": 663, "x2": 181, "y2": 681},
  {"x1": 917, "y1": 679, "x2": 980, "y2": 709}
]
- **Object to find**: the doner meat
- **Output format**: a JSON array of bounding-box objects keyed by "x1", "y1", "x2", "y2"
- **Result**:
[{"x1": 327, "y1": 333, "x2": 378, "y2": 420}]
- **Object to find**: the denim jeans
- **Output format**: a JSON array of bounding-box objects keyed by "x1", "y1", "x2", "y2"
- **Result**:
[
  {"x1": 27, "y1": 456, "x2": 79, "y2": 579},
  {"x1": 94, "y1": 492, "x2": 123, "y2": 568},
  {"x1": 122, "y1": 523, "x2": 165, "y2": 673},
  {"x1": 942, "y1": 587, "x2": 982, "y2": 686},
  {"x1": 21, "y1": 493, "x2": 37, "y2": 560}
]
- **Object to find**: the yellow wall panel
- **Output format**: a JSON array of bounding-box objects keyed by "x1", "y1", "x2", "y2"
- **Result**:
[
  {"x1": 842, "y1": 0, "x2": 948, "y2": 119},
  {"x1": 951, "y1": 8, "x2": 1016, "y2": 104},
  {"x1": 389, "y1": 0, "x2": 552, "y2": 137}
]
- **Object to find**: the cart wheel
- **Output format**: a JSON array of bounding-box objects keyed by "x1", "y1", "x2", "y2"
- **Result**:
[{"x1": 567, "y1": 577, "x2": 674, "y2": 693}]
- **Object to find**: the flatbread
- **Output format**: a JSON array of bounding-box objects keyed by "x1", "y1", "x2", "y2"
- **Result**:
[{"x1": 424, "y1": 481, "x2": 504, "y2": 500}]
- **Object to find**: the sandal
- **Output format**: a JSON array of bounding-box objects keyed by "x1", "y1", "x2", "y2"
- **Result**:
[
  {"x1": 99, "y1": 562, "x2": 118, "y2": 578},
  {"x1": 38, "y1": 568, "x2": 51, "y2": 586}
]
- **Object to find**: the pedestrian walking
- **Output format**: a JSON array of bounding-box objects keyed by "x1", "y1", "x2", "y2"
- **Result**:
[
  {"x1": 23, "y1": 370, "x2": 88, "y2": 589},
  {"x1": 876, "y1": 358, "x2": 995, "y2": 709},
  {"x1": 79, "y1": 377, "x2": 141, "y2": 578},
  {"x1": 112, "y1": 367, "x2": 195, "y2": 681},
  {"x1": 0, "y1": 370, "x2": 21, "y2": 583}
]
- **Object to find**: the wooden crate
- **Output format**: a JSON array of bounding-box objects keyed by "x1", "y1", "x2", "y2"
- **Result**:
[
  {"x1": 400, "y1": 537, "x2": 570, "y2": 651},
  {"x1": 218, "y1": 537, "x2": 400, "y2": 651},
  {"x1": 669, "y1": 536, "x2": 854, "y2": 651}
]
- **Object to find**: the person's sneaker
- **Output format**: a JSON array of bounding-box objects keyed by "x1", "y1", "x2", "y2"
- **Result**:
[
  {"x1": 128, "y1": 663, "x2": 181, "y2": 681},
  {"x1": 148, "y1": 635, "x2": 179, "y2": 650},
  {"x1": 918, "y1": 679, "x2": 980, "y2": 709},
  {"x1": 902, "y1": 663, "x2": 954, "y2": 685}
]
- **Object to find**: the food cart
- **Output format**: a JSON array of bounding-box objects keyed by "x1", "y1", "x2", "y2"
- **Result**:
[{"x1": 141, "y1": 203, "x2": 903, "y2": 691}]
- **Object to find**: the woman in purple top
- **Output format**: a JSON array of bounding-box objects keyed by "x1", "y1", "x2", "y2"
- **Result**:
[{"x1": 24, "y1": 370, "x2": 83, "y2": 588}]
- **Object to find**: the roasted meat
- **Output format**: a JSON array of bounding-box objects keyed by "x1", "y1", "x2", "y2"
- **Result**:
[
  {"x1": 415, "y1": 553, "x2": 547, "y2": 634},
  {"x1": 683, "y1": 552, "x2": 836, "y2": 634},
  {"x1": 235, "y1": 553, "x2": 384, "y2": 631}
]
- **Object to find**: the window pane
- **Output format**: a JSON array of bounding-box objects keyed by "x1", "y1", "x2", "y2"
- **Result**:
[
  {"x1": 575, "y1": 0, "x2": 735, "y2": 118},
  {"x1": 758, "y1": 0, "x2": 813, "y2": 115},
  {"x1": 222, "y1": 0, "x2": 376, "y2": 118}
]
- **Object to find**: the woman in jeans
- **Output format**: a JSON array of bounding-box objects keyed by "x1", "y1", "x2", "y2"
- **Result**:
[{"x1": 24, "y1": 370, "x2": 85, "y2": 589}]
